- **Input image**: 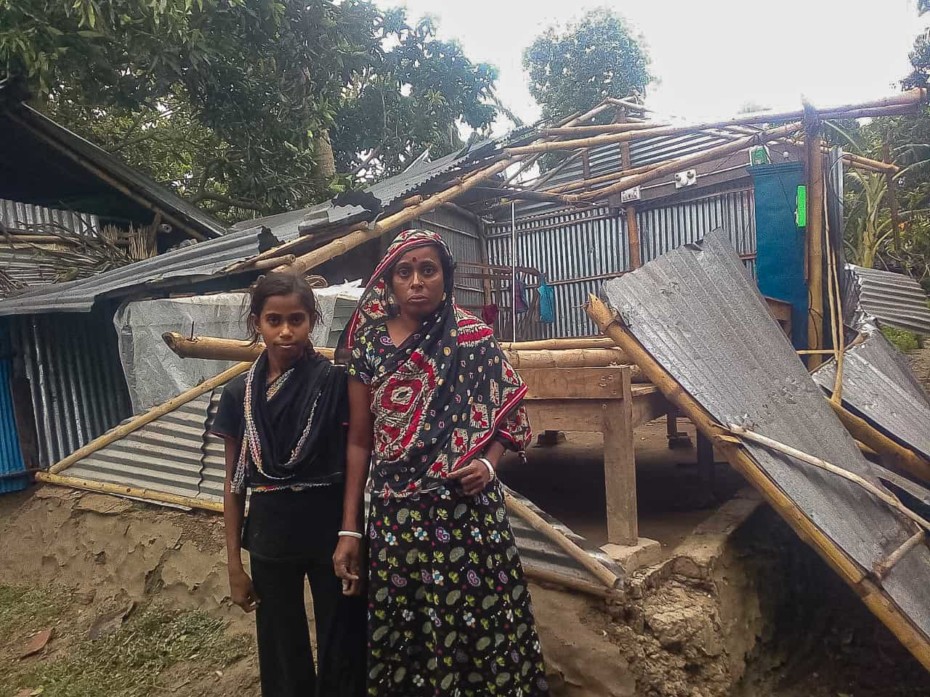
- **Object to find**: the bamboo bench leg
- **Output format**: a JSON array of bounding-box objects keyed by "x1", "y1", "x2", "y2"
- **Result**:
[{"x1": 604, "y1": 394, "x2": 638, "y2": 546}]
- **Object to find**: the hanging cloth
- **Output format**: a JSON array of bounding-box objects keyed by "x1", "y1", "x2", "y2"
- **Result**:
[
  {"x1": 538, "y1": 275, "x2": 555, "y2": 324},
  {"x1": 514, "y1": 276, "x2": 529, "y2": 314}
]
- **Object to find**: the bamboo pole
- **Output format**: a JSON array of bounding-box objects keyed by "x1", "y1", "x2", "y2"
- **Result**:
[
  {"x1": 36, "y1": 471, "x2": 224, "y2": 513},
  {"x1": 874, "y1": 530, "x2": 925, "y2": 580},
  {"x1": 541, "y1": 121, "x2": 670, "y2": 137},
  {"x1": 543, "y1": 162, "x2": 662, "y2": 195},
  {"x1": 505, "y1": 348, "x2": 632, "y2": 369},
  {"x1": 250, "y1": 254, "x2": 296, "y2": 271},
  {"x1": 728, "y1": 424, "x2": 930, "y2": 532},
  {"x1": 498, "y1": 337, "x2": 617, "y2": 351},
  {"x1": 522, "y1": 565, "x2": 621, "y2": 599},
  {"x1": 539, "y1": 90, "x2": 925, "y2": 143},
  {"x1": 505, "y1": 493, "x2": 620, "y2": 588},
  {"x1": 163, "y1": 332, "x2": 632, "y2": 371},
  {"x1": 567, "y1": 123, "x2": 801, "y2": 202},
  {"x1": 281, "y1": 157, "x2": 515, "y2": 275},
  {"x1": 806, "y1": 113, "x2": 826, "y2": 370},
  {"x1": 827, "y1": 401, "x2": 930, "y2": 484},
  {"x1": 47, "y1": 362, "x2": 251, "y2": 475},
  {"x1": 585, "y1": 294, "x2": 930, "y2": 670}
]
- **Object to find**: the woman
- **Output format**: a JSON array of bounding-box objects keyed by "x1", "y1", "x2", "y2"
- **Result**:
[
  {"x1": 212, "y1": 272, "x2": 366, "y2": 697},
  {"x1": 334, "y1": 229, "x2": 549, "y2": 696}
]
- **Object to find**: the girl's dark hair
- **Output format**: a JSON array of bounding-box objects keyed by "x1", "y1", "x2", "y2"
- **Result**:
[{"x1": 246, "y1": 272, "x2": 320, "y2": 343}]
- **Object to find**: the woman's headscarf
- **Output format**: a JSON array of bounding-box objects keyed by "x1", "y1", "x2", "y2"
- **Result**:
[{"x1": 345, "y1": 229, "x2": 531, "y2": 499}]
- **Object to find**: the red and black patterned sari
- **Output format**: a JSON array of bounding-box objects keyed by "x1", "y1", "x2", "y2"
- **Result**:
[{"x1": 346, "y1": 229, "x2": 549, "y2": 696}]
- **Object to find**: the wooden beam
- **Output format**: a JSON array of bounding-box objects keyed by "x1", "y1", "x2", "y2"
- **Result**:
[
  {"x1": 806, "y1": 115, "x2": 826, "y2": 369},
  {"x1": 519, "y1": 367, "x2": 626, "y2": 400},
  {"x1": 604, "y1": 367, "x2": 638, "y2": 545}
]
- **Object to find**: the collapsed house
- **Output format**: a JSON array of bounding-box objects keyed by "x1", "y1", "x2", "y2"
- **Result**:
[
  {"x1": 0, "y1": 80, "x2": 228, "y2": 492},
  {"x1": 3, "y1": 87, "x2": 930, "y2": 673}
]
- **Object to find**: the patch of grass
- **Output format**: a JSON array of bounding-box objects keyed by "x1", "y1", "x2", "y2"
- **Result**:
[
  {"x1": 0, "y1": 584, "x2": 68, "y2": 635},
  {"x1": 881, "y1": 326, "x2": 922, "y2": 353},
  {"x1": 11, "y1": 605, "x2": 250, "y2": 697}
]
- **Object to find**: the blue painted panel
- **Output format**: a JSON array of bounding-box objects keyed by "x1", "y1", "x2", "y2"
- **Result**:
[
  {"x1": 751, "y1": 162, "x2": 808, "y2": 349},
  {"x1": 0, "y1": 323, "x2": 27, "y2": 494}
]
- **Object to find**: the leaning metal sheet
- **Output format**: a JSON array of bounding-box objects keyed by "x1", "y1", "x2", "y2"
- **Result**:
[
  {"x1": 813, "y1": 331, "x2": 930, "y2": 463},
  {"x1": 601, "y1": 229, "x2": 930, "y2": 641}
]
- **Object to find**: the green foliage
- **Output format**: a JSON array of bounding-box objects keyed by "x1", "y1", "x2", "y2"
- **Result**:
[
  {"x1": 331, "y1": 11, "x2": 499, "y2": 179},
  {"x1": 523, "y1": 8, "x2": 652, "y2": 123},
  {"x1": 881, "y1": 325, "x2": 921, "y2": 353},
  {"x1": 0, "y1": 1, "x2": 499, "y2": 221}
]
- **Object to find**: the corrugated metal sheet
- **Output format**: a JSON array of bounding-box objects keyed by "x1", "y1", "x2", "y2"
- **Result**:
[
  {"x1": 601, "y1": 229, "x2": 930, "y2": 646},
  {"x1": 0, "y1": 323, "x2": 28, "y2": 494},
  {"x1": 1, "y1": 198, "x2": 102, "y2": 291},
  {"x1": 844, "y1": 264, "x2": 930, "y2": 336},
  {"x1": 0, "y1": 224, "x2": 273, "y2": 316},
  {"x1": 813, "y1": 330, "x2": 930, "y2": 463},
  {"x1": 484, "y1": 189, "x2": 756, "y2": 339},
  {"x1": 297, "y1": 140, "x2": 502, "y2": 235},
  {"x1": 486, "y1": 206, "x2": 626, "y2": 340},
  {"x1": 629, "y1": 131, "x2": 732, "y2": 168},
  {"x1": 638, "y1": 188, "x2": 756, "y2": 269},
  {"x1": 68, "y1": 392, "x2": 212, "y2": 499},
  {"x1": 10, "y1": 312, "x2": 131, "y2": 467}
]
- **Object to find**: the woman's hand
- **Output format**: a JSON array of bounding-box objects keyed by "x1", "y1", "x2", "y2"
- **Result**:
[
  {"x1": 229, "y1": 566, "x2": 259, "y2": 613},
  {"x1": 449, "y1": 459, "x2": 494, "y2": 496},
  {"x1": 334, "y1": 536, "x2": 363, "y2": 596}
]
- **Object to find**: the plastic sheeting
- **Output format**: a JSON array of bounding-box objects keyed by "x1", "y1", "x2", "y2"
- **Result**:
[{"x1": 115, "y1": 281, "x2": 363, "y2": 413}]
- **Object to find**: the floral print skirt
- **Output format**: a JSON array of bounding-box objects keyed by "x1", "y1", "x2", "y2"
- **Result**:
[{"x1": 366, "y1": 480, "x2": 550, "y2": 696}]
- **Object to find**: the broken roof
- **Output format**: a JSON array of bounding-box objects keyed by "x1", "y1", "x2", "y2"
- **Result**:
[
  {"x1": 844, "y1": 264, "x2": 930, "y2": 336},
  {"x1": 0, "y1": 83, "x2": 227, "y2": 241},
  {"x1": 813, "y1": 330, "x2": 930, "y2": 465},
  {"x1": 600, "y1": 229, "x2": 930, "y2": 664}
]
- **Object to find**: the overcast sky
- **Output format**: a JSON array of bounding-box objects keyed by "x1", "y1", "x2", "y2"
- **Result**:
[{"x1": 376, "y1": 0, "x2": 929, "y2": 128}]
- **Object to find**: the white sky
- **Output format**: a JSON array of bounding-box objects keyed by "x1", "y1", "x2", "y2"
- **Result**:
[{"x1": 376, "y1": 0, "x2": 930, "y2": 129}]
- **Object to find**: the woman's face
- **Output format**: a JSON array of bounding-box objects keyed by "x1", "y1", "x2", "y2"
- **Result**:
[{"x1": 390, "y1": 245, "x2": 446, "y2": 320}]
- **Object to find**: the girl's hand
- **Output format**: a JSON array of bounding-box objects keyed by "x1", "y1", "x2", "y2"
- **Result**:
[
  {"x1": 229, "y1": 567, "x2": 259, "y2": 612},
  {"x1": 334, "y1": 536, "x2": 363, "y2": 596},
  {"x1": 448, "y1": 459, "x2": 494, "y2": 496}
]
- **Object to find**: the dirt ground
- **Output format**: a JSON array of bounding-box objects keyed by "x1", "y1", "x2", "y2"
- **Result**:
[{"x1": 1, "y1": 346, "x2": 929, "y2": 696}]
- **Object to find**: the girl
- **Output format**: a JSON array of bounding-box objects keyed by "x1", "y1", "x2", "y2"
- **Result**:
[
  {"x1": 212, "y1": 272, "x2": 366, "y2": 697},
  {"x1": 334, "y1": 229, "x2": 550, "y2": 696}
]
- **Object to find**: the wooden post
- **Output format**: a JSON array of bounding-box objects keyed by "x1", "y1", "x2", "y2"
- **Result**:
[
  {"x1": 603, "y1": 368, "x2": 638, "y2": 545},
  {"x1": 585, "y1": 294, "x2": 930, "y2": 672},
  {"x1": 36, "y1": 471, "x2": 224, "y2": 513},
  {"x1": 806, "y1": 113, "x2": 826, "y2": 369},
  {"x1": 625, "y1": 205, "x2": 642, "y2": 270}
]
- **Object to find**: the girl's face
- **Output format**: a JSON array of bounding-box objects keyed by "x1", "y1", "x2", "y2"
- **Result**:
[
  {"x1": 390, "y1": 245, "x2": 446, "y2": 320},
  {"x1": 252, "y1": 292, "x2": 312, "y2": 364}
]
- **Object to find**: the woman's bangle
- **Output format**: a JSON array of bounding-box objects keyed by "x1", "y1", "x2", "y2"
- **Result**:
[
  {"x1": 477, "y1": 457, "x2": 496, "y2": 480},
  {"x1": 338, "y1": 530, "x2": 363, "y2": 539}
]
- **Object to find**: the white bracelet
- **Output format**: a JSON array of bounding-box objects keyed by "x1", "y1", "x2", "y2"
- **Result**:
[
  {"x1": 477, "y1": 457, "x2": 496, "y2": 480},
  {"x1": 338, "y1": 530, "x2": 363, "y2": 539}
]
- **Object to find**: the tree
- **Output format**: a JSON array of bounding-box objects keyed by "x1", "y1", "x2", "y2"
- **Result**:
[
  {"x1": 0, "y1": 1, "x2": 499, "y2": 221},
  {"x1": 331, "y1": 11, "x2": 499, "y2": 180},
  {"x1": 523, "y1": 8, "x2": 652, "y2": 124}
]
